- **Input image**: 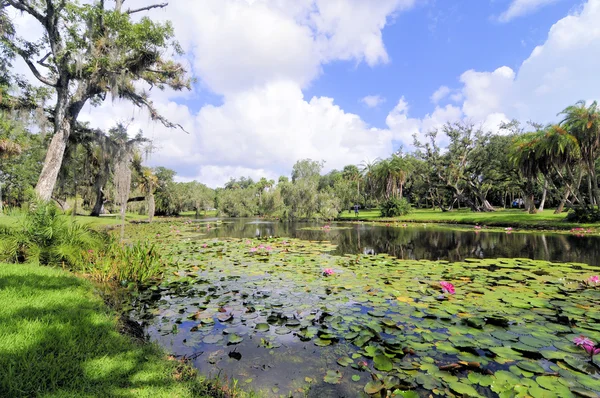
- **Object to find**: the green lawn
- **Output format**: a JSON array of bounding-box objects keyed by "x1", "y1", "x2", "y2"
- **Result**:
[
  {"x1": 0, "y1": 262, "x2": 223, "y2": 397},
  {"x1": 338, "y1": 208, "x2": 599, "y2": 229}
]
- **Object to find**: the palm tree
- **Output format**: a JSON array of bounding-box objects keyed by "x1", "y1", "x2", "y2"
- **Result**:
[
  {"x1": 538, "y1": 124, "x2": 582, "y2": 213},
  {"x1": 509, "y1": 131, "x2": 545, "y2": 214},
  {"x1": 559, "y1": 101, "x2": 600, "y2": 208},
  {"x1": 359, "y1": 158, "x2": 380, "y2": 207}
]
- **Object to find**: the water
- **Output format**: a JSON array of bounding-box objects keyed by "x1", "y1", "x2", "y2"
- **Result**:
[
  {"x1": 127, "y1": 219, "x2": 600, "y2": 397},
  {"x1": 197, "y1": 218, "x2": 600, "y2": 266}
]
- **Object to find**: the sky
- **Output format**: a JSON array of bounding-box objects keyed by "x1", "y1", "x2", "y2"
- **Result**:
[{"x1": 11, "y1": 0, "x2": 600, "y2": 187}]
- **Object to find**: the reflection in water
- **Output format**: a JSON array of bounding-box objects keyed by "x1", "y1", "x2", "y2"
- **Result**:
[{"x1": 199, "y1": 218, "x2": 600, "y2": 266}]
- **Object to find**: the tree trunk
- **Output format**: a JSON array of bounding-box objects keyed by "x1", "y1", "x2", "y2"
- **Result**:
[
  {"x1": 538, "y1": 178, "x2": 548, "y2": 212},
  {"x1": 555, "y1": 188, "x2": 570, "y2": 214},
  {"x1": 147, "y1": 193, "x2": 155, "y2": 223},
  {"x1": 526, "y1": 194, "x2": 537, "y2": 214},
  {"x1": 35, "y1": 120, "x2": 71, "y2": 200}
]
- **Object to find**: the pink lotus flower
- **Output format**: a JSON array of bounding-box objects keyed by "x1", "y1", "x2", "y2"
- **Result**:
[
  {"x1": 250, "y1": 247, "x2": 258, "y2": 252},
  {"x1": 202, "y1": 244, "x2": 208, "y2": 248},
  {"x1": 589, "y1": 275, "x2": 599, "y2": 284},
  {"x1": 574, "y1": 335, "x2": 595, "y2": 347},
  {"x1": 258, "y1": 244, "x2": 265, "y2": 249},
  {"x1": 583, "y1": 344, "x2": 600, "y2": 356},
  {"x1": 574, "y1": 335, "x2": 600, "y2": 360},
  {"x1": 440, "y1": 281, "x2": 455, "y2": 295},
  {"x1": 323, "y1": 268, "x2": 334, "y2": 276},
  {"x1": 505, "y1": 227, "x2": 513, "y2": 231},
  {"x1": 474, "y1": 225, "x2": 482, "y2": 230}
]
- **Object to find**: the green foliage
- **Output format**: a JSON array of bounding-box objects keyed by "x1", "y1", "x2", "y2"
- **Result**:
[
  {"x1": 82, "y1": 239, "x2": 165, "y2": 285},
  {"x1": 0, "y1": 201, "x2": 101, "y2": 267},
  {"x1": 380, "y1": 197, "x2": 411, "y2": 217},
  {"x1": 566, "y1": 207, "x2": 600, "y2": 223}
]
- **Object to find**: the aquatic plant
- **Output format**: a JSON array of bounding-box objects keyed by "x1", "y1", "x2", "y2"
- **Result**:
[
  {"x1": 439, "y1": 281, "x2": 455, "y2": 295},
  {"x1": 589, "y1": 275, "x2": 599, "y2": 284},
  {"x1": 323, "y1": 268, "x2": 334, "y2": 276},
  {"x1": 574, "y1": 336, "x2": 600, "y2": 362},
  {"x1": 125, "y1": 229, "x2": 600, "y2": 397}
]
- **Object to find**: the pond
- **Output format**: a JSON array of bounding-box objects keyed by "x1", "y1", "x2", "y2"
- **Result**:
[
  {"x1": 193, "y1": 218, "x2": 600, "y2": 266},
  {"x1": 126, "y1": 220, "x2": 600, "y2": 398}
]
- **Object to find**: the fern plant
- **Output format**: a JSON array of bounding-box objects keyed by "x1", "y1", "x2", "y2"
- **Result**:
[{"x1": 0, "y1": 200, "x2": 102, "y2": 268}]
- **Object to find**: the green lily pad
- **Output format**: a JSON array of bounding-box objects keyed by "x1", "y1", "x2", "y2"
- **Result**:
[
  {"x1": 227, "y1": 333, "x2": 243, "y2": 345},
  {"x1": 323, "y1": 370, "x2": 342, "y2": 384},
  {"x1": 337, "y1": 357, "x2": 353, "y2": 367},
  {"x1": 364, "y1": 379, "x2": 385, "y2": 395},
  {"x1": 373, "y1": 355, "x2": 393, "y2": 371}
]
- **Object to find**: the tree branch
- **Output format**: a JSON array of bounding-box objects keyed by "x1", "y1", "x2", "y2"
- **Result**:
[
  {"x1": 126, "y1": 2, "x2": 168, "y2": 14},
  {"x1": 13, "y1": 46, "x2": 57, "y2": 87},
  {"x1": 120, "y1": 89, "x2": 189, "y2": 133},
  {"x1": 5, "y1": 0, "x2": 46, "y2": 25}
]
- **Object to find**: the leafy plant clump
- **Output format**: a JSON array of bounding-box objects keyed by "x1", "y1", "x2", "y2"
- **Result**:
[
  {"x1": 82, "y1": 239, "x2": 166, "y2": 285},
  {"x1": 0, "y1": 200, "x2": 102, "y2": 268},
  {"x1": 566, "y1": 207, "x2": 600, "y2": 223},
  {"x1": 380, "y1": 198, "x2": 412, "y2": 217}
]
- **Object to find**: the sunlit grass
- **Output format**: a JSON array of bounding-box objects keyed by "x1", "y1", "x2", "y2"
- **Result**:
[
  {"x1": 337, "y1": 208, "x2": 600, "y2": 229},
  {"x1": 0, "y1": 262, "x2": 233, "y2": 397}
]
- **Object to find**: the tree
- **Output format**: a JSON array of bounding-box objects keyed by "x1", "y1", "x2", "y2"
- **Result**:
[
  {"x1": 559, "y1": 100, "x2": 600, "y2": 208},
  {"x1": 2, "y1": 0, "x2": 190, "y2": 200}
]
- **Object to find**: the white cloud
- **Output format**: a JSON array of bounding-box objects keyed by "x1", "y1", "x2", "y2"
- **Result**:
[
  {"x1": 361, "y1": 95, "x2": 386, "y2": 108},
  {"x1": 498, "y1": 0, "x2": 558, "y2": 23},
  {"x1": 386, "y1": 97, "x2": 462, "y2": 145},
  {"x1": 430, "y1": 86, "x2": 451, "y2": 104},
  {"x1": 458, "y1": 0, "x2": 600, "y2": 127}
]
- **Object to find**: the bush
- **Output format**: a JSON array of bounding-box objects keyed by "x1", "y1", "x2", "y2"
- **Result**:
[
  {"x1": 0, "y1": 200, "x2": 102, "y2": 267},
  {"x1": 566, "y1": 207, "x2": 600, "y2": 223},
  {"x1": 380, "y1": 198, "x2": 412, "y2": 217}
]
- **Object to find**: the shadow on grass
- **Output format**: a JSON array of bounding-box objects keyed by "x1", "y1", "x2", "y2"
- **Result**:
[{"x1": 0, "y1": 268, "x2": 211, "y2": 398}]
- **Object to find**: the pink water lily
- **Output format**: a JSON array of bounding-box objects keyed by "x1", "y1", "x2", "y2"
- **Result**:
[
  {"x1": 574, "y1": 335, "x2": 595, "y2": 347},
  {"x1": 440, "y1": 281, "x2": 455, "y2": 295},
  {"x1": 250, "y1": 247, "x2": 258, "y2": 252},
  {"x1": 265, "y1": 246, "x2": 272, "y2": 251},
  {"x1": 589, "y1": 275, "x2": 600, "y2": 284},
  {"x1": 574, "y1": 335, "x2": 600, "y2": 361},
  {"x1": 202, "y1": 244, "x2": 208, "y2": 248},
  {"x1": 323, "y1": 268, "x2": 334, "y2": 276},
  {"x1": 583, "y1": 344, "x2": 600, "y2": 356},
  {"x1": 258, "y1": 244, "x2": 265, "y2": 249}
]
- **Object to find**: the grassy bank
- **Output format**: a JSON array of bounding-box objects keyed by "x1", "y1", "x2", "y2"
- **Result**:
[
  {"x1": 0, "y1": 262, "x2": 224, "y2": 398},
  {"x1": 337, "y1": 208, "x2": 600, "y2": 230}
]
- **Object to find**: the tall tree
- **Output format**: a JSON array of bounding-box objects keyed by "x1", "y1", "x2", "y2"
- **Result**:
[
  {"x1": 559, "y1": 101, "x2": 600, "y2": 208},
  {"x1": 2, "y1": 0, "x2": 190, "y2": 200}
]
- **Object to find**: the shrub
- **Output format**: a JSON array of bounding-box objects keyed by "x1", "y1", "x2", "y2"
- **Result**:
[
  {"x1": 380, "y1": 198, "x2": 412, "y2": 217},
  {"x1": 566, "y1": 207, "x2": 600, "y2": 223},
  {"x1": 82, "y1": 238, "x2": 165, "y2": 285},
  {"x1": 0, "y1": 200, "x2": 102, "y2": 267}
]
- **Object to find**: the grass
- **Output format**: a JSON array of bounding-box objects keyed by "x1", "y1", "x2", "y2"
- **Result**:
[
  {"x1": 0, "y1": 262, "x2": 232, "y2": 398},
  {"x1": 337, "y1": 208, "x2": 600, "y2": 230}
]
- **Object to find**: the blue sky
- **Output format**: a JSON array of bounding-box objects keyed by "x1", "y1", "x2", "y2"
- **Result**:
[
  {"x1": 70, "y1": 0, "x2": 600, "y2": 187},
  {"x1": 306, "y1": 0, "x2": 581, "y2": 128}
]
